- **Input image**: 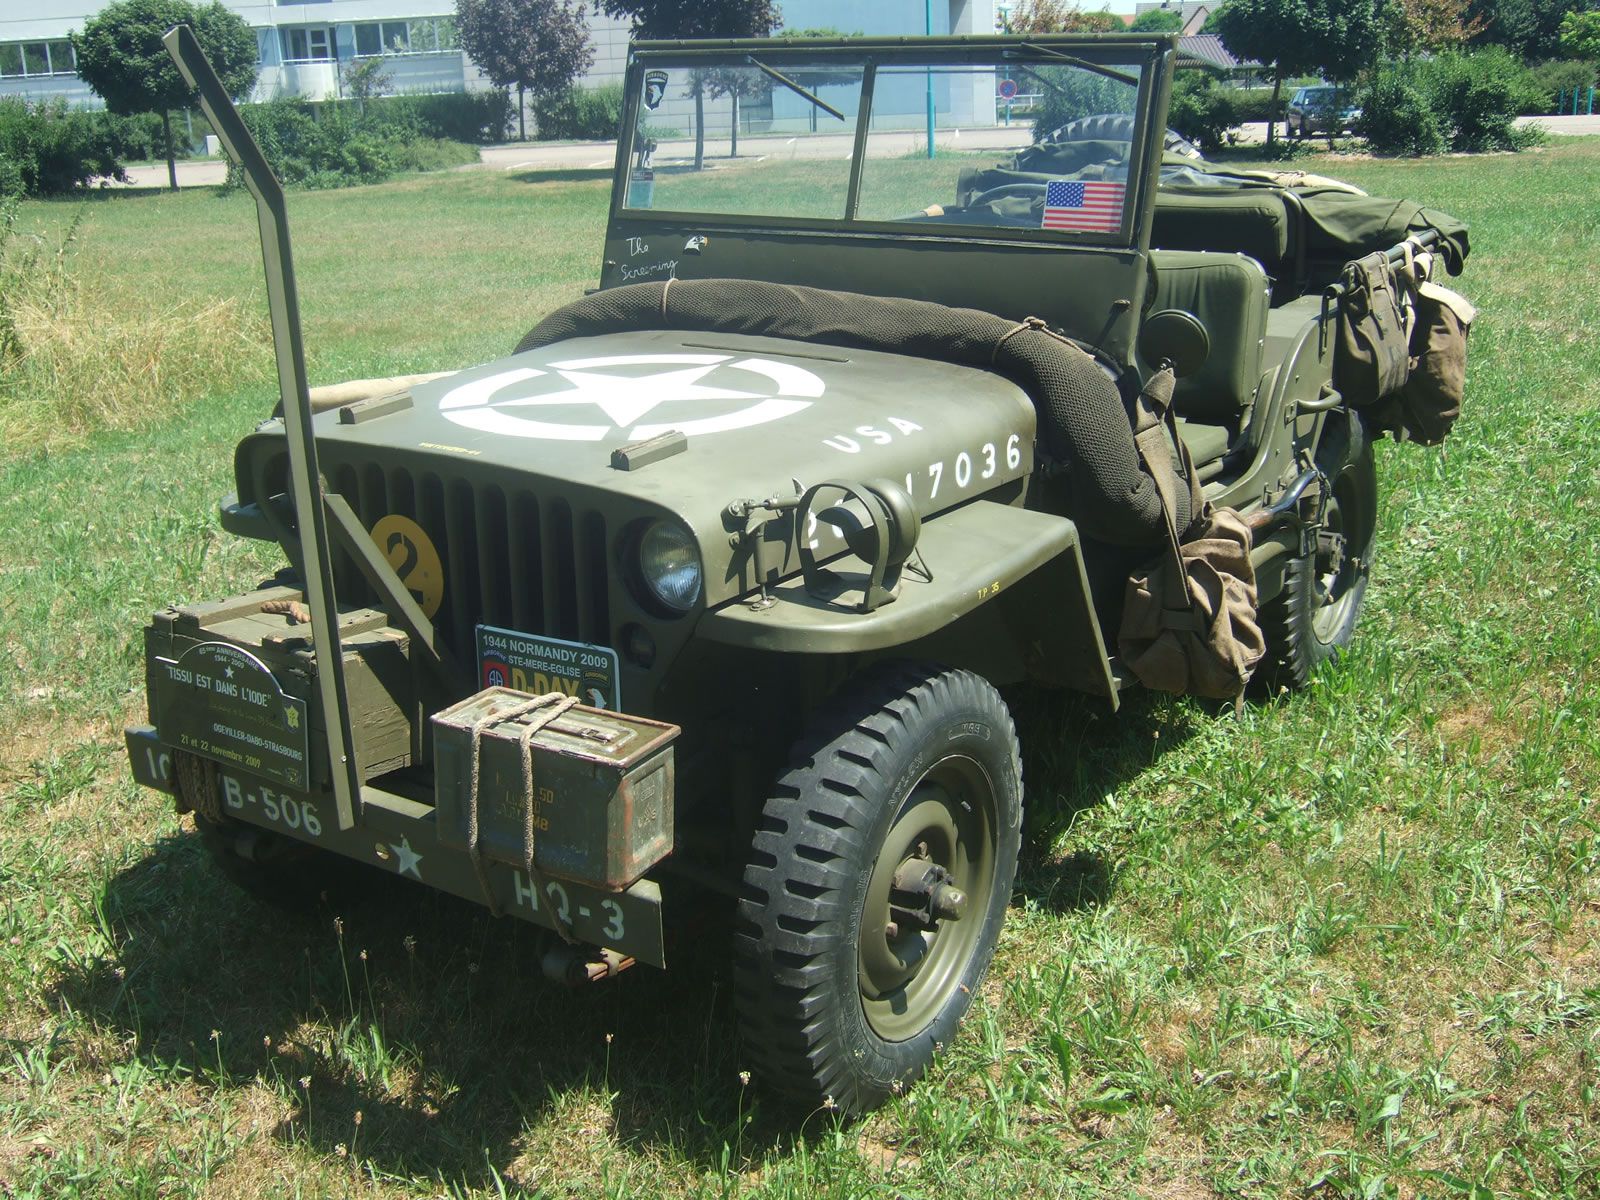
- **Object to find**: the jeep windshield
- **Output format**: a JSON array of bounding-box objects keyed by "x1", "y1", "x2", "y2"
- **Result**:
[{"x1": 615, "y1": 37, "x2": 1170, "y2": 247}]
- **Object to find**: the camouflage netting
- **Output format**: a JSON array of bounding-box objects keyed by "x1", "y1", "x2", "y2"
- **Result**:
[{"x1": 518, "y1": 279, "x2": 1190, "y2": 547}]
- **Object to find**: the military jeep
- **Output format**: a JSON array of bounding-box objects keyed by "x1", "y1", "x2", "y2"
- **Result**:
[{"x1": 129, "y1": 31, "x2": 1470, "y2": 1114}]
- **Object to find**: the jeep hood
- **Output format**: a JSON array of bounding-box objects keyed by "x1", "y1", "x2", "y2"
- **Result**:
[{"x1": 252, "y1": 330, "x2": 1033, "y2": 592}]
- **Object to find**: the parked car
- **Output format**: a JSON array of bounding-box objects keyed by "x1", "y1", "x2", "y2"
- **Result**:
[{"x1": 1287, "y1": 85, "x2": 1361, "y2": 137}]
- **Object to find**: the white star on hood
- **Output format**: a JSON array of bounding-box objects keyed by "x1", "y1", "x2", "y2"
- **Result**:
[{"x1": 499, "y1": 362, "x2": 760, "y2": 428}]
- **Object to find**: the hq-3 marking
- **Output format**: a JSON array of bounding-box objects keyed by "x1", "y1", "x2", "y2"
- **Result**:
[{"x1": 511, "y1": 871, "x2": 628, "y2": 941}]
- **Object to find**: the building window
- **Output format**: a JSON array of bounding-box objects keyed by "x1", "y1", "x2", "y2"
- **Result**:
[
  {"x1": 352, "y1": 17, "x2": 459, "y2": 57},
  {"x1": 279, "y1": 26, "x2": 332, "y2": 62},
  {"x1": 0, "y1": 39, "x2": 77, "y2": 77}
]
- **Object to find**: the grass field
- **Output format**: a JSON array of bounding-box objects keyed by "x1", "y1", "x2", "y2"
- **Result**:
[{"x1": 2, "y1": 139, "x2": 1599, "y2": 1198}]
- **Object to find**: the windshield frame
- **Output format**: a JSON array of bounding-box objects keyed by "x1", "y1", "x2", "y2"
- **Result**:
[{"x1": 610, "y1": 35, "x2": 1176, "y2": 252}]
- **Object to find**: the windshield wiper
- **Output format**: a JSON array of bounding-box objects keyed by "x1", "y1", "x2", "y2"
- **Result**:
[
  {"x1": 1013, "y1": 43, "x2": 1141, "y2": 88},
  {"x1": 746, "y1": 56, "x2": 847, "y2": 122}
]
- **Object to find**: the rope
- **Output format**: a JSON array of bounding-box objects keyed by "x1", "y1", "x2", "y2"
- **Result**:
[
  {"x1": 990, "y1": 315, "x2": 1047, "y2": 366},
  {"x1": 517, "y1": 695, "x2": 580, "y2": 941},
  {"x1": 464, "y1": 692, "x2": 577, "y2": 929}
]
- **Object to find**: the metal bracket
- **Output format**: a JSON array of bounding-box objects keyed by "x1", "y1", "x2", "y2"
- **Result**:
[
  {"x1": 165, "y1": 25, "x2": 362, "y2": 830},
  {"x1": 794, "y1": 480, "x2": 899, "y2": 614},
  {"x1": 726, "y1": 487, "x2": 802, "y2": 609}
]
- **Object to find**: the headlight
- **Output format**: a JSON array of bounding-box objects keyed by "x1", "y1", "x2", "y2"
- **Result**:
[{"x1": 639, "y1": 520, "x2": 702, "y2": 613}]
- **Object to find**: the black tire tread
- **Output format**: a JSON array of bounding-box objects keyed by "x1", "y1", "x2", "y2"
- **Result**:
[
  {"x1": 1257, "y1": 415, "x2": 1377, "y2": 692},
  {"x1": 733, "y1": 661, "x2": 1021, "y2": 1112}
]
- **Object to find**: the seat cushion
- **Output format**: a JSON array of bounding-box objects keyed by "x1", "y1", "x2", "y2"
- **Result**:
[
  {"x1": 1153, "y1": 188, "x2": 1293, "y2": 280},
  {"x1": 1175, "y1": 417, "x2": 1232, "y2": 466},
  {"x1": 1143, "y1": 250, "x2": 1273, "y2": 425}
]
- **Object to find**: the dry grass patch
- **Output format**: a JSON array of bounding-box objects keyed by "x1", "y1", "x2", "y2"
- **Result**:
[{"x1": 0, "y1": 204, "x2": 271, "y2": 458}]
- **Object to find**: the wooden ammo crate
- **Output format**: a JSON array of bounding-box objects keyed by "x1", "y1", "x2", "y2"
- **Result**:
[{"x1": 146, "y1": 585, "x2": 416, "y2": 785}]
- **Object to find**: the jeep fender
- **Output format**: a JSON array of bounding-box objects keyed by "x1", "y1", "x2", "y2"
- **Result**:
[{"x1": 696, "y1": 499, "x2": 1118, "y2": 702}]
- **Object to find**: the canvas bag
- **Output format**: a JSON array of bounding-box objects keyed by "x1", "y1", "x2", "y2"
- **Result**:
[
  {"x1": 1118, "y1": 368, "x2": 1265, "y2": 701},
  {"x1": 1370, "y1": 244, "x2": 1477, "y2": 445},
  {"x1": 1333, "y1": 251, "x2": 1411, "y2": 407}
]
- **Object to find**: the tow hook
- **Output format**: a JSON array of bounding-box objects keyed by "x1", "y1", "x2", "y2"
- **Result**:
[
  {"x1": 891, "y1": 856, "x2": 968, "y2": 928},
  {"x1": 541, "y1": 944, "x2": 636, "y2": 986}
]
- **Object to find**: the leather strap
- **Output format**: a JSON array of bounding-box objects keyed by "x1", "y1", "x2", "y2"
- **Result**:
[{"x1": 1131, "y1": 366, "x2": 1208, "y2": 624}]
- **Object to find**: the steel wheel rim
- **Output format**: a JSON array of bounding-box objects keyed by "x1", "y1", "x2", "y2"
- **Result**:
[
  {"x1": 857, "y1": 754, "x2": 997, "y2": 1042},
  {"x1": 1312, "y1": 469, "x2": 1368, "y2": 644}
]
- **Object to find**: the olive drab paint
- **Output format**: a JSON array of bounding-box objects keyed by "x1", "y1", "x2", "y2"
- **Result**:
[{"x1": 130, "y1": 30, "x2": 1469, "y2": 1114}]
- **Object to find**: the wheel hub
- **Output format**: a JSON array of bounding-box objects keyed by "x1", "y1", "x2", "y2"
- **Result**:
[
  {"x1": 856, "y1": 760, "x2": 996, "y2": 1042},
  {"x1": 890, "y1": 855, "x2": 969, "y2": 927}
]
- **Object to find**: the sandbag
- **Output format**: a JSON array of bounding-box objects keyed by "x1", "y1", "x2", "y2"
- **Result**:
[{"x1": 1334, "y1": 252, "x2": 1410, "y2": 407}]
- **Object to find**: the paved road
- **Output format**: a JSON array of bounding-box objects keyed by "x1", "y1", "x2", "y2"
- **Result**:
[{"x1": 117, "y1": 112, "x2": 1600, "y2": 189}]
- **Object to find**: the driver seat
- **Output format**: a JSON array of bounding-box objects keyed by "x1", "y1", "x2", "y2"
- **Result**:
[{"x1": 1139, "y1": 250, "x2": 1273, "y2": 469}]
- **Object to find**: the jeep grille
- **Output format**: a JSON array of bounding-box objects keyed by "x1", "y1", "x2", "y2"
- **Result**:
[{"x1": 246, "y1": 449, "x2": 613, "y2": 656}]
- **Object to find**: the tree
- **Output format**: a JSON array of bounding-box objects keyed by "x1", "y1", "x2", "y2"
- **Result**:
[
  {"x1": 1468, "y1": 0, "x2": 1587, "y2": 58},
  {"x1": 601, "y1": 0, "x2": 780, "y2": 167},
  {"x1": 1383, "y1": 0, "x2": 1486, "y2": 58},
  {"x1": 999, "y1": 0, "x2": 1127, "y2": 32},
  {"x1": 71, "y1": 0, "x2": 257, "y2": 191},
  {"x1": 1131, "y1": 8, "x2": 1187, "y2": 30},
  {"x1": 341, "y1": 56, "x2": 394, "y2": 112},
  {"x1": 456, "y1": 0, "x2": 594, "y2": 141},
  {"x1": 1560, "y1": 7, "x2": 1600, "y2": 58},
  {"x1": 1213, "y1": 0, "x2": 1380, "y2": 145}
]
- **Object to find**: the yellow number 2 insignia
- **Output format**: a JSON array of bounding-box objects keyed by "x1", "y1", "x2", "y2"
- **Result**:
[{"x1": 370, "y1": 514, "x2": 445, "y2": 619}]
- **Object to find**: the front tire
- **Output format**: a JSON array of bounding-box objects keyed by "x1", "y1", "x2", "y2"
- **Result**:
[
  {"x1": 733, "y1": 663, "x2": 1022, "y2": 1113},
  {"x1": 1258, "y1": 414, "x2": 1378, "y2": 690},
  {"x1": 176, "y1": 751, "x2": 356, "y2": 911}
]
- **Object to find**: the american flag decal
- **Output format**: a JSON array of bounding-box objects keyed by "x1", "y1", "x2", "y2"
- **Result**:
[{"x1": 1042, "y1": 179, "x2": 1126, "y2": 233}]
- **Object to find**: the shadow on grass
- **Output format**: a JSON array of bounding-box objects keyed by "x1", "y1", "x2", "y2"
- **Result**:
[
  {"x1": 52, "y1": 685, "x2": 1200, "y2": 1186},
  {"x1": 53, "y1": 832, "x2": 816, "y2": 1187},
  {"x1": 1006, "y1": 683, "x2": 1200, "y2": 914},
  {"x1": 505, "y1": 167, "x2": 616, "y2": 186}
]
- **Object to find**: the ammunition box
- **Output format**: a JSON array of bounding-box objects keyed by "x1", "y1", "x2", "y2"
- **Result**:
[{"x1": 432, "y1": 687, "x2": 678, "y2": 892}]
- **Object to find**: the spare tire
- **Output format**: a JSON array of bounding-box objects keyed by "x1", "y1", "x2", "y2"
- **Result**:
[{"x1": 1042, "y1": 112, "x2": 1203, "y2": 160}]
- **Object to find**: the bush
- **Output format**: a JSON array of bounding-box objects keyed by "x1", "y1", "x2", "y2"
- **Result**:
[
  {"x1": 1356, "y1": 70, "x2": 1446, "y2": 156},
  {"x1": 1168, "y1": 73, "x2": 1238, "y2": 151},
  {"x1": 1526, "y1": 58, "x2": 1597, "y2": 113},
  {"x1": 1219, "y1": 87, "x2": 1278, "y2": 125},
  {"x1": 351, "y1": 90, "x2": 512, "y2": 144},
  {"x1": 235, "y1": 96, "x2": 479, "y2": 189},
  {"x1": 0, "y1": 99, "x2": 126, "y2": 197},
  {"x1": 102, "y1": 111, "x2": 172, "y2": 162},
  {"x1": 1356, "y1": 49, "x2": 1541, "y2": 155},
  {"x1": 533, "y1": 84, "x2": 625, "y2": 140},
  {"x1": 1417, "y1": 48, "x2": 1536, "y2": 151}
]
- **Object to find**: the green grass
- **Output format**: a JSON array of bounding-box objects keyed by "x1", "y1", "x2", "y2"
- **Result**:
[{"x1": 2, "y1": 142, "x2": 1600, "y2": 1198}]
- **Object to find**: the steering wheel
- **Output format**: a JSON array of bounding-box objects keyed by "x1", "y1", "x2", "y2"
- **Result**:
[{"x1": 967, "y1": 182, "x2": 1048, "y2": 208}]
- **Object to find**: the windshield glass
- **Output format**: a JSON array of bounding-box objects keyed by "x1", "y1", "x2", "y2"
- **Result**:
[
  {"x1": 625, "y1": 59, "x2": 866, "y2": 219},
  {"x1": 620, "y1": 43, "x2": 1152, "y2": 242}
]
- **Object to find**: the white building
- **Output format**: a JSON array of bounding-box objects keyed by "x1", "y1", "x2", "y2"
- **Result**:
[{"x1": 2, "y1": 0, "x2": 994, "y2": 114}]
